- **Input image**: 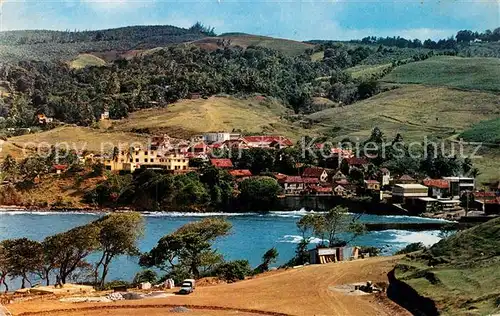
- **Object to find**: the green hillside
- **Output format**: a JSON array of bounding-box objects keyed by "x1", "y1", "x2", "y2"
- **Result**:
[
  {"x1": 395, "y1": 218, "x2": 500, "y2": 315},
  {"x1": 460, "y1": 118, "x2": 500, "y2": 145},
  {"x1": 382, "y1": 56, "x2": 500, "y2": 92},
  {"x1": 306, "y1": 85, "x2": 500, "y2": 141}
]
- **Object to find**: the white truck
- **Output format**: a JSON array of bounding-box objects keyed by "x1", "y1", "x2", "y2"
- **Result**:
[{"x1": 178, "y1": 279, "x2": 196, "y2": 294}]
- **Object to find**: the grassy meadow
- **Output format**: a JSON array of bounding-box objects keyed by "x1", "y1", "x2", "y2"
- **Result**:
[
  {"x1": 306, "y1": 85, "x2": 500, "y2": 142},
  {"x1": 69, "y1": 53, "x2": 107, "y2": 69},
  {"x1": 382, "y1": 56, "x2": 500, "y2": 92},
  {"x1": 113, "y1": 95, "x2": 310, "y2": 140}
]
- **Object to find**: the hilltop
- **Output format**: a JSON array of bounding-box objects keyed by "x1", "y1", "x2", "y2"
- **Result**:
[
  {"x1": 395, "y1": 218, "x2": 500, "y2": 315},
  {"x1": 190, "y1": 34, "x2": 314, "y2": 56},
  {"x1": 112, "y1": 95, "x2": 309, "y2": 140}
]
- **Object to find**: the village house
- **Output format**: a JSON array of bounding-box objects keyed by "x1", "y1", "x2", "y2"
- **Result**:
[
  {"x1": 229, "y1": 169, "x2": 252, "y2": 181},
  {"x1": 364, "y1": 180, "x2": 380, "y2": 191},
  {"x1": 203, "y1": 132, "x2": 241, "y2": 144},
  {"x1": 345, "y1": 157, "x2": 369, "y2": 171},
  {"x1": 52, "y1": 164, "x2": 67, "y2": 175},
  {"x1": 302, "y1": 167, "x2": 329, "y2": 183},
  {"x1": 442, "y1": 177, "x2": 475, "y2": 197},
  {"x1": 333, "y1": 184, "x2": 348, "y2": 197},
  {"x1": 103, "y1": 147, "x2": 189, "y2": 173},
  {"x1": 210, "y1": 158, "x2": 234, "y2": 169},
  {"x1": 397, "y1": 174, "x2": 416, "y2": 184},
  {"x1": 423, "y1": 179, "x2": 450, "y2": 199},
  {"x1": 100, "y1": 110, "x2": 110, "y2": 121},
  {"x1": 308, "y1": 185, "x2": 333, "y2": 196},
  {"x1": 279, "y1": 176, "x2": 305, "y2": 195},
  {"x1": 332, "y1": 170, "x2": 347, "y2": 182},
  {"x1": 242, "y1": 136, "x2": 293, "y2": 149},
  {"x1": 37, "y1": 114, "x2": 54, "y2": 125}
]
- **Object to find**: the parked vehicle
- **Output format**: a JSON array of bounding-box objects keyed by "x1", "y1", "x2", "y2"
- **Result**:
[{"x1": 178, "y1": 279, "x2": 196, "y2": 294}]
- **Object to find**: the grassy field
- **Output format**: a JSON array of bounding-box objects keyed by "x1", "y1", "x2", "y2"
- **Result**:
[
  {"x1": 113, "y1": 95, "x2": 310, "y2": 140},
  {"x1": 6, "y1": 126, "x2": 148, "y2": 157},
  {"x1": 346, "y1": 63, "x2": 392, "y2": 79},
  {"x1": 69, "y1": 53, "x2": 107, "y2": 69},
  {"x1": 459, "y1": 117, "x2": 500, "y2": 144},
  {"x1": 191, "y1": 34, "x2": 314, "y2": 56},
  {"x1": 396, "y1": 218, "x2": 500, "y2": 315},
  {"x1": 306, "y1": 85, "x2": 500, "y2": 142},
  {"x1": 382, "y1": 56, "x2": 500, "y2": 92}
]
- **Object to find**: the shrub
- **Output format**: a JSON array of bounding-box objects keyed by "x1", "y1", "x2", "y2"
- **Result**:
[
  {"x1": 359, "y1": 246, "x2": 381, "y2": 257},
  {"x1": 395, "y1": 242, "x2": 426, "y2": 255},
  {"x1": 216, "y1": 260, "x2": 253, "y2": 282},
  {"x1": 102, "y1": 280, "x2": 131, "y2": 290},
  {"x1": 133, "y1": 269, "x2": 158, "y2": 286}
]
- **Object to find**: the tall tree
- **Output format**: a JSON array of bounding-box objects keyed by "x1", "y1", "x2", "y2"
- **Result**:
[{"x1": 93, "y1": 213, "x2": 144, "y2": 287}]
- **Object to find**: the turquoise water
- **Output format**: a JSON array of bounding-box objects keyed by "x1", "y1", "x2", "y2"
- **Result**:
[{"x1": 0, "y1": 210, "x2": 446, "y2": 288}]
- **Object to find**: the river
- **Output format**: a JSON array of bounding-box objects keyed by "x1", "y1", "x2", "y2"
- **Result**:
[{"x1": 0, "y1": 210, "x2": 448, "y2": 289}]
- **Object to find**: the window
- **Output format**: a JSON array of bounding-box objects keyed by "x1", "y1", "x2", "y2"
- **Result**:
[
  {"x1": 144, "y1": 151, "x2": 148, "y2": 155},
  {"x1": 151, "y1": 159, "x2": 155, "y2": 163},
  {"x1": 135, "y1": 159, "x2": 139, "y2": 163},
  {"x1": 144, "y1": 159, "x2": 148, "y2": 163},
  {"x1": 129, "y1": 159, "x2": 133, "y2": 163}
]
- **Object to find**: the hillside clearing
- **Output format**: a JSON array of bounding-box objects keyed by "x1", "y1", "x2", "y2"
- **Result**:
[
  {"x1": 7, "y1": 126, "x2": 148, "y2": 155},
  {"x1": 306, "y1": 85, "x2": 500, "y2": 142},
  {"x1": 346, "y1": 63, "x2": 392, "y2": 80},
  {"x1": 113, "y1": 96, "x2": 310, "y2": 140},
  {"x1": 191, "y1": 34, "x2": 314, "y2": 56},
  {"x1": 382, "y1": 56, "x2": 500, "y2": 92},
  {"x1": 69, "y1": 54, "x2": 106, "y2": 69}
]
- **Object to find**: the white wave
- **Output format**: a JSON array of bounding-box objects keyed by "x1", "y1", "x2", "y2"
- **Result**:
[
  {"x1": 142, "y1": 211, "x2": 260, "y2": 217},
  {"x1": 278, "y1": 235, "x2": 325, "y2": 244},
  {"x1": 385, "y1": 229, "x2": 442, "y2": 246},
  {"x1": 380, "y1": 215, "x2": 455, "y2": 223}
]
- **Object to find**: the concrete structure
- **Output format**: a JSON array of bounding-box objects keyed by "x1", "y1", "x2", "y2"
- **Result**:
[
  {"x1": 392, "y1": 184, "x2": 429, "y2": 203},
  {"x1": 364, "y1": 180, "x2": 380, "y2": 191},
  {"x1": 379, "y1": 168, "x2": 391, "y2": 186},
  {"x1": 423, "y1": 179, "x2": 450, "y2": 199},
  {"x1": 203, "y1": 132, "x2": 241, "y2": 144},
  {"x1": 104, "y1": 148, "x2": 189, "y2": 172},
  {"x1": 279, "y1": 176, "x2": 304, "y2": 195},
  {"x1": 443, "y1": 177, "x2": 475, "y2": 197}
]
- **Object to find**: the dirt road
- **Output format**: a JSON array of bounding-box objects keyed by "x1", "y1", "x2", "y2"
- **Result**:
[{"x1": 8, "y1": 256, "x2": 410, "y2": 316}]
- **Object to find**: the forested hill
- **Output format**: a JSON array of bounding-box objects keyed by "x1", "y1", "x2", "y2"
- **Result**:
[{"x1": 0, "y1": 23, "x2": 213, "y2": 62}]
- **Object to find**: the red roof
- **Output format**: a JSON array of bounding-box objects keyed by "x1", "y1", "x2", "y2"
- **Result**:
[
  {"x1": 380, "y1": 168, "x2": 390, "y2": 174},
  {"x1": 399, "y1": 175, "x2": 415, "y2": 181},
  {"x1": 192, "y1": 142, "x2": 208, "y2": 149},
  {"x1": 303, "y1": 177, "x2": 320, "y2": 184},
  {"x1": 309, "y1": 186, "x2": 333, "y2": 193},
  {"x1": 423, "y1": 179, "x2": 449, "y2": 189},
  {"x1": 229, "y1": 169, "x2": 252, "y2": 177},
  {"x1": 274, "y1": 173, "x2": 287, "y2": 181},
  {"x1": 474, "y1": 192, "x2": 497, "y2": 198},
  {"x1": 364, "y1": 180, "x2": 380, "y2": 184},
  {"x1": 302, "y1": 167, "x2": 326, "y2": 178},
  {"x1": 53, "y1": 164, "x2": 67, "y2": 171},
  {"x1": 242, "y1": 136, "x2": 293, "y2": 147},
  {"x1": 210, "y1": 143, "x2": 225, "y2": 149},
  {"x1": 346, "y1": 157, "x2": 368, "y2": 166},
  {"x1": 282, "y1": 176, "x2": 303, "y2": 184},
  {"x1": 335, "y1": 179, "x2": 351, "y2": 185},
  {"x1": 210, "y1": 159, "x2": 233, "y2": 168}
]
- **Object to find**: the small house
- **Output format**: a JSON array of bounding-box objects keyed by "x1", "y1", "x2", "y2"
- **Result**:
[
  {"x1": 229, "y1": 169, "x2": 252, "y2": 181},
  {"x1": 53, "y1": 164, "x2": 68, "y2": 175},
  {"x1": 423, "y1": 179, "x2": 450, "y2": 199},
  {"x1": 334, "y1": 185, "x2": 347, "y2": 196},
  {"x1": 398, "y1": 175, "x2": 416, "y2": 184},
  {"x1": 379, "y1": 168, "x2": 391, "y2": 186},
  {"x1": 308, "y1": 247, "x2": 360, "y2": 264},
  {"x1": 279, "y1": 176, "x2": 304, "y2": 195},
  {"x1": 302, "y1": 167, "x2": 329, "y2": 183},
  {"x1": 364, "y1": 180, "x2": 380, "y2": 191}
]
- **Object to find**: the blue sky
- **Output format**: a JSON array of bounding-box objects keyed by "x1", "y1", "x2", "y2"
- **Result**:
[{"x1": 1, "y1": 0, "x2": 499, "y2": 40}]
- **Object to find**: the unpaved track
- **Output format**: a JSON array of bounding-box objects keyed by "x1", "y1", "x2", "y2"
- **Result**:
[{"x1": 9, "y1": 256, "x2": 410, "y2": 316}]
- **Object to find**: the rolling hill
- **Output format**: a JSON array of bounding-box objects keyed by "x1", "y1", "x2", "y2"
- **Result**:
[
  {"x1": 395, "y1": 218, "x2": 500, "y2": 315},
  {"x1": 382, "y1": 56, "x2": 500, "y2": 92},
  {"x1": 112, "y1": 95, "x2": 310, "y2": 140},
  {"x1": 306, "y1": 85, "x2": 500, "y2": 141},
  {"x1": 190, "y1": 34, "x2": 314, "y2": 56}
]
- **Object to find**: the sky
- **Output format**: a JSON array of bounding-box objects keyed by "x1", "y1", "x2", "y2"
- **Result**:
[{"x1": 1, "y1": 0, "x2": 499, "y2": 41}]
